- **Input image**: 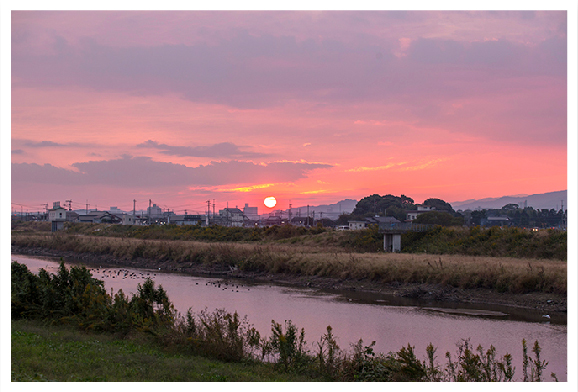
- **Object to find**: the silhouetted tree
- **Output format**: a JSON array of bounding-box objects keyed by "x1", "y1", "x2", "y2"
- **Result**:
[
  {"x1": 413, "y1": 211, "x2": 463, "y2": 226},
  {"x1": 423, "y1": 198, "x2": 455, "y2": 213}
]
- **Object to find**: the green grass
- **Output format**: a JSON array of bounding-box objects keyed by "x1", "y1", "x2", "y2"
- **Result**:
[{"x1": 11, "y1": 319, "x2": 316, "y2": 382}]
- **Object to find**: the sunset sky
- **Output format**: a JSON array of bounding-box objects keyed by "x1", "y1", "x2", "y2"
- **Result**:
[{"x1": 7, "y1": 7, "x2": 573, "y2": 215}]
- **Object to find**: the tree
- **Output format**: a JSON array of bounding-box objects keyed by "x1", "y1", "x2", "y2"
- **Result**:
[
  {"x1": 470, "y1": 210, "x2": 486, "y2": 226},
  {"x1": 413, "y1": 211, "x2": 463, "y2": 226},
  {"x1": 336, "y1": 214, "x2": 351, "y2": 226},
  {"x1": 386, "y1": 206, "x2": 407, "y2": 222},
  {"x1": 352, "y1": 194, "x2": 415, "y2": 217},
  {"x1": 423, "y1": 198, "x2": 455, "y2": 214}
]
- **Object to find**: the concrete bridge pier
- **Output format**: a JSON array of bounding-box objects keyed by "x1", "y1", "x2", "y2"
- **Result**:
[{"x1": 383, "y1": 233, "x2": 401, "y2": 252}]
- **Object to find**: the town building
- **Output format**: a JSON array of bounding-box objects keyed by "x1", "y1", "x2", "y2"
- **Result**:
[
  {"x1": 170, "y1": 214, "x2": 205, "y2": 226},
  {"x1": 406, "y1": 204, "x2": 435, "y2": 221},
  {"x1": 348, "y1": 221, "x2": 367, "y2": 230},
  {"x1": 48, "y1": 201, "x2": 67, "y2": 231},
  {"x1": 78, "y1": 211, "x2": 121, "y2": 224},
  {"x1": 121, "y1": 214, "x2": 147, "y2": 225},
  {"x1": 481, "y1": 216, "x2": 512, "y2": 227},
  {"x1": 243, "y1": 204, "x2": 259, "y2": 221},
  {"x1": 219, "y1": 208, "x2": 244, "y2": 227},
  {"x1": 147, "y1": 203, "x2": 163, "y2": 218},
  {"x1": 365, "y1": 215, "x2": 401, "y2": 227}
]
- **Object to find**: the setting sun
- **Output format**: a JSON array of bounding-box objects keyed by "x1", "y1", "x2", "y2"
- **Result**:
[{"x1": 264, "y1": 196, "x2": 277, "y2": 208}]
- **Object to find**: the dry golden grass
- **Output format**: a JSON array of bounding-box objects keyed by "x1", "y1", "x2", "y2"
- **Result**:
[{"x1": 12, "y1": 232, "x2": 566, "y2": 294}]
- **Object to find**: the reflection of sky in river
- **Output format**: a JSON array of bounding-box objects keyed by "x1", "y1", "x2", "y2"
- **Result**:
[{"x1": 14, "y1": 255, "x2": 567, "y2": 381}]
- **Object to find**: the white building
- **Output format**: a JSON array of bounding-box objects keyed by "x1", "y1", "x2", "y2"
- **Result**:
[
  {"x1": 122, "y1": 214, "x2": 137, "y2": 225},
  {"x1": 406, "y1": 205, "x2": 435, "y2": 221},
  {"x1": 219, "y1": 208, "x2": 244, "y2": 227},
  {"x1": 48, "y1": 201, "x2": 67, "y2": 231},
  {"x1": 243, "y1": 204, "x2": 259, "y2": 221},
  {"x1": 171, "y1": 214, "x2": 205, "y2": 226},
  {"x1": 348, "y1": 221, "x2": 367, "y2": 230},
  {"x1": 147, "y1": 203, "x2": 163, "y2": 218}
]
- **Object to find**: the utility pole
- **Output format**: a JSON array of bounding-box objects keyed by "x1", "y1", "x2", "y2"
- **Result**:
[
  {"x1": 66, "y1": 199, "x2": 72, "y2": 211},
  {"x1": 213, "y1": 199, "x2": 215, "y2": 218},
  {"x1": 307, "y1": 205, "x2": 310, "y2": 227},
  {"x1": 148, "y1": 199, "x2": 152, "y2": 224},
  {"x1": 133, "y1": 199, "x2": 136, "y2": 217},
  {"x1": 289, "y1": 202, "x2": 292, "y2": 225}
]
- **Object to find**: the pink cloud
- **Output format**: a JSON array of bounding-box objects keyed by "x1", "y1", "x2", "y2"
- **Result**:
[{"x1": 10, "y1": 11, "x2": 568, "y2": 211}]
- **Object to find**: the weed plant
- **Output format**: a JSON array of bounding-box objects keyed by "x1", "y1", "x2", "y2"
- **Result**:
[
  {"x1": 12, "y1": 261, "x2": 556, "y2": 382},
  {"x1": 402, "y1": 226, "x2": 566, "y2": 260}
]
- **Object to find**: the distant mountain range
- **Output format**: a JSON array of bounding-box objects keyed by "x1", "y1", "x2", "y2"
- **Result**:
[
  {"x1": 293, "y1": 199, "x2": 358, "y2": 217},
  {"x1": 450, "y1": 190, "x2": 567, "y2": 211}
]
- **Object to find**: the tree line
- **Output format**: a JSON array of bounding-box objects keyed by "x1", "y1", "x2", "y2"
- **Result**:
[{"x1": 336, "y1": 194, "x2": 566, "y2": 229}]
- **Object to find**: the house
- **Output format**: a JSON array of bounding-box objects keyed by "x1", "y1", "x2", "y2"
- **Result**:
[
  {"x1": 147, "y1": 203, "x2": 163, "y2": 218},
  {"x1": 481, "y1": 216, "x2": 511, "y2": 227},
  {"x1": 219, "y1": 208, "x2": 244, "y2": 227},
  {"x1": 243, "y1": 219, "x2": 260, "y2": 227},
  {"x1": 348, "y1": 221, "x2": 367, "y2": 230},
  {"x1": 171, "y1": 214, "x2": 205, "y2": 226},
  {"x1": 48, "y1": 201, "x2": 67, "y2": 221},
  {"x1": 66, "y1": 211, "x2": 79, "y2": 222},
  {"x1": 122, "y1": 214, "x2": 147, "y2": 225},
  {"x1": 291, "y1": 216, "x2": 311, "y2": 226},
  {"x1": 48, "y1": 201, "x2": 67, "y2": 231},
  {"x1": 78, "y1": 211, "x2": 121, "y2": 224},
  {"x1": 243, "y1": 204, "x2": 259, "y2": 221},
  {"x1": 406, "y1": 205, "x2": 435, "y2": 221},
  {"x1": 264, "y1": 215, "x2": 283, "y2": 226},
  {"x1": 365, "y1": 215, "x2": 400, "y2": 226}
]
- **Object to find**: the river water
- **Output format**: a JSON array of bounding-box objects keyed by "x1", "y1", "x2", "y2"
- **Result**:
[{"x1": 13, "y1": 254, "x2": 567, "y2": 381}]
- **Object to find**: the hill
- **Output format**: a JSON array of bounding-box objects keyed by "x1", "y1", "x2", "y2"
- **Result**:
[
  {"x1": 451, "y1": 190, "x2": 567, "y2": 211},
  {"x1": 292, "y1": 198, "x2": 357, "y2": 218}
]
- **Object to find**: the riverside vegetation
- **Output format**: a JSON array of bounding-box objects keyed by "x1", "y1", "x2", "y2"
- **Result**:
[
  {"x1": 13, "y1": 220, "x2": 566, "y2": 260},
  {"x1": 12, "y1": 261, "x2": 556, "y2": 382},
  {"x1": 12, "y1": 221, "x2": 566, "y2": 295}
]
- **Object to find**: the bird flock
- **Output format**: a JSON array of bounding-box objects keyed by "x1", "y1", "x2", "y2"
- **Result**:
[
  {"x1": 204, "y1": 280, "x2": 250, "y2": 293},
  {"x1": 89, "y1": 267, "x2": 251, "y2": 293},
  {"x1": 91, "y1": 268, "x2": 157, "y2": 280}
]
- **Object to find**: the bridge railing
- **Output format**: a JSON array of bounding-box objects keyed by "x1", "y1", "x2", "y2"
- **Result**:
[{"x1": 378, "y1": 222, "x2": 435, "y2": 232}]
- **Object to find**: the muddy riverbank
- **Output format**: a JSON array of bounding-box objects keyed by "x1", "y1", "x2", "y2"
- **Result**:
[{"x1": 12, "y1": 245, "x2": 567, "y2": 316}]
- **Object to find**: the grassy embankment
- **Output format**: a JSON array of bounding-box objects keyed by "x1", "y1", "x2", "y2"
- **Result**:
[
  {"x1": 11, "y1": 319, "x2": 310, "y2": 382},
  {"x1": 12, "y1": 261, "x2": 555, "y2": 382},
  {"x1": 12, "y1": 222, "x2": 566, "y2": 295},
  {"x1": 12, "y1": 220, "x2": 567, "y2": 260}
]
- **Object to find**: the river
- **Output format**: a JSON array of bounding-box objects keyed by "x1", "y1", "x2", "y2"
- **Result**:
[{"x1": 12, "y1": 254, "x2": 567, "y2": 381}]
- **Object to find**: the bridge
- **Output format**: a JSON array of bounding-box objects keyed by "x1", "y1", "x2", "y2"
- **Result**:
[
  {"x1": 377, "y1": 223, "x2": 435, "y2": 252},
  {"x1": 377, "y1": 222, "x2": 435, "y2": 233}
]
